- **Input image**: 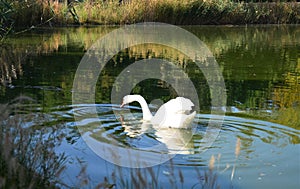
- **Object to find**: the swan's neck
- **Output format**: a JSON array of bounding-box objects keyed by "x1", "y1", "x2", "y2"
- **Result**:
[{"x1": 134, "y1": 95, "x2": 153, "y2": 121}]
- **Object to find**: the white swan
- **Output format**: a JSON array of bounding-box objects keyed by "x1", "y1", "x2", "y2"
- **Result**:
[{"x1": 120, "y1": 95, "x2": 196, "y2": 129}]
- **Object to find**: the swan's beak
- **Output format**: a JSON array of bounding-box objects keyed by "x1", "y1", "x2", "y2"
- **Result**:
[{"x1": 120, "y1": 101, "x2": 125, "y2": 108}]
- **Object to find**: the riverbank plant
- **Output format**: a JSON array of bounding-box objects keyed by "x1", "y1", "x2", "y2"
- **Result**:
[
  {"x1": 74, "y1": 0, "x2": 300, "y2": 25},
  {"x1": 0, "y1": 0, "x2": 299, "y2": 40},
  {"x1": 0, "y1": 0, "x2": 299, "y2": 32},
  {"x1": 0, "y1": 0, "x2": 14, "y2": 39}
]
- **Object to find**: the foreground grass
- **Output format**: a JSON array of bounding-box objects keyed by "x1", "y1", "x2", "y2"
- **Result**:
[
  {"x1": 0, "y1": 97, "x2": 66, "y2": 188},
  {"x1": 67, "y1": 157, "x2": 222, "y2": 189}
]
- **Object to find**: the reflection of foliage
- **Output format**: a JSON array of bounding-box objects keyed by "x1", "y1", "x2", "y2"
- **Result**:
[
  {"x1": 273, "y1": 106, "x2": 300, "y2": 128},
  {"x1": 272, "y1": 60, "x2": 300, "y2": 128},
  {"x1": 1, "y1": 26, "x2": 300, "y2": 128},
  {"x1": 0, "y1": 45, "x2": 24, "y2": 86},
  {"x1": 273, "y1": 72, "x2": 300, "y2": 109}
]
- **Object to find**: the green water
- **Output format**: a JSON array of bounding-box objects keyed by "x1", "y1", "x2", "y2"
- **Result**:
[{"x1": 0, "y1": 25, "x2": 299, "y2": 188}]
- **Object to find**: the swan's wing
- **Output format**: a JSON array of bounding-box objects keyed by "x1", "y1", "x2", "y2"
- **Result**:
[
  {"x1": 152, "y1": 97, "x2": 196, "y2": 128},
  {"x1": 152, "y1": 110, "x2": 196, "y2": 129},
  {"x1": 157, "y1": 97, "x2": 194, "y2": 114},
  {"x1": 174, "y1": 97, "x2": 195, "y2": 113}
]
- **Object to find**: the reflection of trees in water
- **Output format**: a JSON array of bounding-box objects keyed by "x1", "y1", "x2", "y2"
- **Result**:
[
  {"x1": 272, "y1": 60, "x2": 300, "y2": 128},
  {"x1": 0, "y1": 46, "x2": 24, "y2": 85},
  {"x1": 1, "y1": 26, "x2": 299, "y2": 127},
  {"x1": 273, "y1": 73, "x2": 300, "y2": 109},
  {"x1": 0, "y1": 27, "x2": 112, "y2": 86},
  {"x1": 1, "y1": 26, "x2": 299, "y2": 85}
]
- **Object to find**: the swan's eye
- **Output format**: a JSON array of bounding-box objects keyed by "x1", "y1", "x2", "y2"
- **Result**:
[
  {"x1": 186, "y1": 106, "x2": 195, "y2": 114},
  {"x1": 191, "y1": 105, "x2": 195, "y2": 111}
]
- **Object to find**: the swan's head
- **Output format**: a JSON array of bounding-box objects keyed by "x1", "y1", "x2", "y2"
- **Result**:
[{"x1": 120, "y1": 95, "x2": 141, "y2": 108}]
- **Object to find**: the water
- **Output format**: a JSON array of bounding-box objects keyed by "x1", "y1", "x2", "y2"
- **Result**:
[{"x1": 0, "y1": 25, "x2": 299, "y2": 188}]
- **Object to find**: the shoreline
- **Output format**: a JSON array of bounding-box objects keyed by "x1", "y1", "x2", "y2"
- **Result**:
[
  {"x1": 7, "y1": 1, "x2": 300, "y2": 26},
  {"x1": 1, "y1": 0, "x2": 300, "y2": 39}
]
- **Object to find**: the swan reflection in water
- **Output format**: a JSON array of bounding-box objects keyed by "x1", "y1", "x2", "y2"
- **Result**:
[{"x1": 119, "y1": 115, "x2": 195, "y2": 155}]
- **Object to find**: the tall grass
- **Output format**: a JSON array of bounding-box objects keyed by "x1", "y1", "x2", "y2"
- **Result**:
[
  {"x1": 0, "y1": 0, "x2": 75, "y2": 39},
  {"x1": 0, "y1": 96, "x2": 66, "y2": 188},
  {"x1": 1, "y1": 0, "x2": 299, "y2": 32},
  {"x1": 73, "y1": 0, "x2": 300, "y2": 25},
  {"x1": 0, "y1": 0, "x2": 299, "y2": 40}
]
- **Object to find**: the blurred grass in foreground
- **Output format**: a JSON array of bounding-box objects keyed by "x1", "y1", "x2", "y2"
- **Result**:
[{"x1": 0, "y1": 96, "x2": 66, "y2": 188}]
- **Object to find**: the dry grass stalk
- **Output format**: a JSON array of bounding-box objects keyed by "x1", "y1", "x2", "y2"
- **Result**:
[
  {"x1": 231, "y1": 137, "x2": 241, "y2": 181},
  {"x1": 178, "y1": 168, "x2": 184, "y2": 184},
  {"x1": 209, "y1": 155, "x2": 215, "y2": 171},
  {"x1": 235, "y1": 137, "x2": 241, "y2": 158}
]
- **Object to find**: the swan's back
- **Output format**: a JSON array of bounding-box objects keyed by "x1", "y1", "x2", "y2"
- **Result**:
[
  {"x1": 151, "y1": 97, "x2": 196, "y2": 128},
  {"x1": 169, "y1": 97, "x2": 194, "y2": 113}
]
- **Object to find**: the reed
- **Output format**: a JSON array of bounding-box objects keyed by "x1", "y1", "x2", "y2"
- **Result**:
[
  {"x1": 0, "y1": 0, "x2": 299, "y2": 41},
  {"x1": 66, "y1": 0, "x2": 300, "y2": 25},
  {"x1": 231, "y1": 137, "x2": 241, "y2": 181},
  {"x1": 1, "y1": 0, "x2": 299, "y2": 34}
]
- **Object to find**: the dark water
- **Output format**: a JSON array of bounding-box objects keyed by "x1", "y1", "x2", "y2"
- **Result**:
[{"x1": 0, "y1": 25, "x2": 299, "y2": 188}]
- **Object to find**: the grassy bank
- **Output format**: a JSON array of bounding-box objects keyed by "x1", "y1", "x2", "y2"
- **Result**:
[
  {"x1": 74, "y1": 0, "x2": 300, "y2": 25},
  {"x1": 1, "y1": 0, "x2": 299, "y2": 35}
]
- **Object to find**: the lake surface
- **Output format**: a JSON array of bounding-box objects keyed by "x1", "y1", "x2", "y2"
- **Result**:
[{"x1": 0, "y1": 25, "x2": 299, "y2": 188}]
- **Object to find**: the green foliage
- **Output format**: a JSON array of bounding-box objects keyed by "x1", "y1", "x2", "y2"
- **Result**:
[
  {"x1": 0, "y1": 0, "x2": 14, "y2": 40},
  {"x1": 12, "y1": 0, "x2": 54, "y2": 27}
]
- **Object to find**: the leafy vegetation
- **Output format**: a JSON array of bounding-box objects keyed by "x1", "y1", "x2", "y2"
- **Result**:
[{"x1": 0, "y1": 0, "x2": 14, "y2": 40}]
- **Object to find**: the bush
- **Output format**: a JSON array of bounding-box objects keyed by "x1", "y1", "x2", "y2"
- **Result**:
[{"x1": 0, "y1": 0, "x2": 14, "y2": 39}]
